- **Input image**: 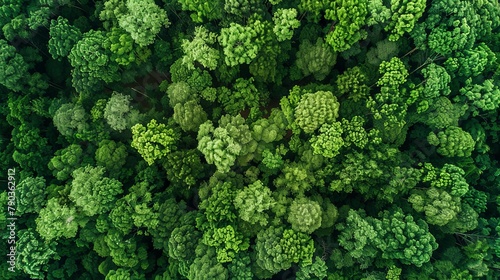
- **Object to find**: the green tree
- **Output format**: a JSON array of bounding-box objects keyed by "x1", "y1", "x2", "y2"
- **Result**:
[
  {"x1": 131, "y1": 119, "x2": 178, "y2": 166},
  {"x1": 385, "y1": 0, "x2": 426, "y2": 41},
  {"x1": 217, "y1": 77, "x2": 261, "y2": 115},
  {"x1": 274, "y1": 162, "x2": 317, "y2": 195},
  {"x1": 255, "y1": 226, "x2": 314, "y2": 274},
  {"x1": 287, "y1": 197, "x2": 322, "y2": 234},
  {"x1": 11, "y1": 123, "x2": 51, "y2": 175},
  {"x1": 341, "y1": 116, "x2": 371, "y2": 149},
  {"x1": 337, "y1": 209, "x2": 379, "y2": 264},
  {"x1": 104, "y1": 229, "x2": 148, "y2": 268},
  {"x1": 95, "y1": 140, "x2": 128, "y2": 174},
  {"x1": 233, "y1": 180, "x2": 275, "y2": 226},
  {"x1": 296, "y1": 256, "x2": 328, "y2": 280},
  {"x1": 366, "y1": 0, "x2": 391, "y2": 26},
  {"x1": 166, "y1": 81, "x2": 196, "y2": 108},
  {"x1": 0, "y1": 0, "x2": 22, "y2": 27},
  {"x1": 310, "y1": 122, "x2": 344, "y2": 158},
  {"x1": 427, "y1": 126, "x2": 475, "y2": 157},
  {"x1": 103, "y1": 27, "x2": 151, "y2": 66},
  {"x1": 162, "y1": 149, "x2": 205, "y2": 191},
  {"x1": 48, "y1": 17, "x2": 82, "y2": 60},
  {"x1": 272, "y1": 8, "x2": 300, "y2": 42},
  {"x1": 197, "y1": 115, "x2": 256, "y2": 172},
  {"x1": 366, "y1": 39, "x2": 399, "y2": 66},
  {"x1": 459, "y1": 78, "x2": 500, "y2": 116},
  {"x1": 36, "y1": 198, "x2": 83, "y2": 241},
  {"x1": 173, "y1": 100, "x2": 208, "y2": 132},
  {"x1": 68, "y1": 30, "x2": 120, "y2": 94},
  {"x1": 295, "y1": 90, "x2": 340, "y2": 134},
  {"x1": 201, "y1": 224, "x2": 249, "y2": 263},
  {"x1": 227, "y1": 252, "x2": 253, "y2": 280},
  {"x1": 251, "y1": 109, "x2": 288, "y2": 148},
  {"x1": 295, "y1": 38, "x2": 337, "y2": 81},
  {"x1": 373, "y1": 207, "x2": 438, "y2": 267},
  {"x1": 104, "y1": 92, "x2": 141, "y2": 132},
  {"x1": 219, "y1": 21, "x2": 261, "y2": 67},
  {"x1": 298, "y1": 0, "x2": 328, "y2": 22},
  {"x1": 409, "y1": 188, "x2": 461, "y2": 226},
  {"x1": 178, "y1": 0, "x2": 223, "y2": 22},
  {"x1": 16, "y1": 229, "x2": 59, "y2": 279},
  {"x1": 99, "y1": 0, "x2": 127, "y2": 30},
  {"x1": 106, "y1": 268, "x2": 146, "y2": 280},
  {"x1": 416, "y1": 97, "x2": 466, "y2": 130},
  {"x1": 181, "y1": 26, "x2": 219, "y2": 70},
  {"x1": 69, "y1": 165, "x2": 124, "y2": 216},
  {"x1": 0, "y1": 39, "x2": 29, "y2": 92},
  {"x1": 52, "y1": 103, "x2": 89, "y2": 138},
  {"x1": 224, "y1": 0, "x2": 262, "y2": 19},
  {"x1": 168, "y1": 221, "x2": 202, "y2": 277},
  {"x1": 149, "y1": 197, "x2": 187, "y2": 252},
  {"x1": 188, "y1": 244, "x2": 228, "y2": 280},
  {"x1": 117, "y1": 0, "x2": 169, "y2": 47},
  {"x1": 16, "y1": 176, "x2": 47, "y2": 215},
  {"x1": 336, "y1": 66, "x2": 370, "y2": 102},
  {"x1": 48, "y1": 144, "x2": 86, "y2": 181},
  {"x1": 324, "y1": 0, "x2": 368, "y2": 52},
  {"x1": 449, "y1": 43, "x2": 496, "y2": 78}
]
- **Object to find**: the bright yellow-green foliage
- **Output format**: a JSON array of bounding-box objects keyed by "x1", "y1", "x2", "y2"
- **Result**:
[
  {"x1": 324, "y1": 0, "x2": 367, "y2": 52},
  {"x1": 104, "y1": 27, "x2": 151, "y2": 66},
  {"x1": 219, "y1": 22, "x2": 261, "y2": 67},
  {"x1": 385, "y1": 0, "x2": 426, "y2": 41},
  {"x1": 310, "y1": 122, "x2": 344, "y2": 158},
  {"x1": 131, "y1": 119, "x2": 178, "y2": 165},
  {"x1": 181, "y1": 26, "x2": 219, "y2": 70},
  {"x1": 272, "y1": 8, "x2": 300, "y2": 42}
]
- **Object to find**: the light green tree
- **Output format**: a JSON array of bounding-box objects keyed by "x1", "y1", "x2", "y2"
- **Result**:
[
  {"x1": 181, "y1": 26, "x2": 219, "y2": 70},
  {"x1": 295, "y1": 91, "x2": 340, "y2": 134},
  {"x1": 117, "y1": 0, "x2": 169, "y2": 47},
  {"x1": 287, "y1": 197, "x2": 322, "y2": 234},
  {"x1": 272, "y1": 8, "x2": 300, "y2": 42},
  {"x1": 131, "y1": 119, "x2": 178, "y2": 166},
  {"x1": 69, "y1": 165, "x2": 123, "y2": 216}
]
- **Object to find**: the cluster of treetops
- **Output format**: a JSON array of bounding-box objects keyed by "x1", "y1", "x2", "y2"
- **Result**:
[{"x1": 1, "y1": 0, "x2": 500, "y2": 279}]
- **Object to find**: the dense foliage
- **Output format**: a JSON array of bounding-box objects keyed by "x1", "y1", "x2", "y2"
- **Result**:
[{"x1": 2, "y1": 0, "x2": 500, "y2": 279}]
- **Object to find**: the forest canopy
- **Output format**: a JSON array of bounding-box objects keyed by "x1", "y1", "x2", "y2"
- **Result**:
[{"x1": 1, "y1": 0, "x2": 500, "y2": 279}]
